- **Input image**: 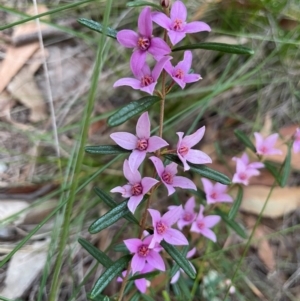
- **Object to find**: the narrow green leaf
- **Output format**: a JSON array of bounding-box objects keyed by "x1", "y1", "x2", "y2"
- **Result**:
[
  {"x1": 89, "y1": 200, "x2": 133, "y2": 234},
  {"x1": 234, "y1": 129, "x2": 256, "y2": 152},
  {"x1": 280, "y1": 143, "x2": 292, "y2": 187},
  {"x1": 126, "y1": 1, "x2": 162, "y2": 10},
  {"x1": 172, "y1": 42, "x2": 254, "y2": 55},
  {"x1": 215, "y1": 208, "x2": 247, "y2": 239},
  {"x1": 228, "y1": 185, "x2": 243, "y2": 220},
  {"x1": 129, "y1": 292, "x2": 140, "y2": 301},
  {"x1": 113, "y1": 243, "x2": 129, "y2": 253},
  {"x1": 107, "y1": 96, "x2": 161, "y2": 127},
  {"x1": 161, "y1": 241, "x2": 196, "y2": 279},
  {"x1": 129, "y1": 270, "x2": 160, "y2": 281},
  {"x1": 87, "y1": 294, "x2": 112, "y2": 301},
  {"x1": 78, "y1": 237, "x2": 113, "y2": 268},
  {"x1": 170, "y1": 246, "x2": 188, "y2": 278},
  {"x1": 90, "y1": 255, "x2": 131, "y2": 298},
  {"x1": 78, "y1": 18, "x2": 117, "y2": 38},
  {"x1": 85, "y1": 145, "x2": 130, "y2": 155},
  {"x1": 177, "y1": 277, "x2": 192, "y2": 299},
  {"x1": 264, "y1": 161, "x2": 281, "y2": 185},
  {"x1": 93, "y1": 187, "x2": 139, "y2": 225},
  {"x1": 164, "y1": 154, "x2": 231, "y2": 185},
  {"x1": 171, "y1": 282, "x2": 181, "y2": 297},
  {"x1": 140, "y1": 294, "x2": 156, "y2": 301}
]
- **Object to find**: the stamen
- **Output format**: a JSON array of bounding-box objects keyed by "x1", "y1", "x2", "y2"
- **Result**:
[
  {"x1": 162, "y1": 171, "x2": 173, "y2": 184},
  {"x1": 131, "y1": 183, "x2": 143, "y2": 196},
  {"x1": 138, "y1": 244, "x2": 149, "y2": 257},
  {"x1": 210, "y1": 192, "x2": 217, "y2": 199},
  {"x1": 197, "y1": 221, "x2": 205, "y2": 229},
  {"x1": 156, "y1": 221, "x2": 167, "y2": 234},
  {"x1": 183, "y1": 212, "x2": 193, "y2": 222},
  {"x1": 173, "y1": 18, "x2": 184, "y2": 31},
  {"x1": 178, "y1": 145, "x2": 189, "y2": 156},
  {"x1": 174, "y1": 69, "x2": 184, "y2": 79},
  {"x1": 239, "y1": 172, "x2": 247, "y2": 181},
  {"x1": 136, "y1": 138, "x2": 148, "y2": 151},
  {"x1": 141, "y1": 75, "x2": 154, "y2": 87},
  {"x1": 138, "y1": 37, "x2": 151, "y2": 51}
]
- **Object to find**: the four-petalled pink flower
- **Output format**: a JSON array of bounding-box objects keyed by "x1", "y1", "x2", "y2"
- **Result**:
[
  {"x1": 293, "y1": 128, "x2": 300, "y2": 154},
  {"x1": 117, "y1": 7, "x2": 171, "y2": 72},
  {"x1": 110, "y1": 112, "x2": 169, "y2": 170},
  {"x1": 148, "y1": 206, "x2": 188, "y2": 248},
  {"x1": 152, "y1": 0, "x2": 211, "y2": 45},
  {"x1": 201, "y1": 178, "x2": 233, "y2": 204},
  {"x1": 190, "y1": 205, "x2": 221, "y2": 242},
  {"x1": 124, "y1": 235, "x2": 165, "y2": 274},
  {"x1": 176, "y1": 126, "x2": 212, "y2": 171},
  {"x1": 110, "y1": 159, "x2": 158, "y2": 213},
  {"x1": 164, "y1": 51, "x2": 201, "y2": 89},
  {"x1": 114, "y1": 56, "x2": 171, "y2": 95},
  {"x1": 149, "y1": 156, "x2": 196, "y2": 196},
  {"x1": 254, "y1": 132, "x2": 283, "y2": 156}
]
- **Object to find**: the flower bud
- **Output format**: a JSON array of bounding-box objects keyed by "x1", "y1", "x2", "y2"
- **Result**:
[{"x1": 160, "y1": 0, "x2": 170, "y2": 8}]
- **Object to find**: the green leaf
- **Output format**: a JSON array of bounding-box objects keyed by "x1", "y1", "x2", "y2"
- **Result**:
[
  {"x1": 215, "y1": 208, "x2": 247, "y2": 239},
  {"x1": 113, "y1": 243, "x2": 129, "y2": 253},
  {"x1": 107, "y1": 96, "x2": 161, "y2": 127},
  {"x1": 161, "y1": 241, "x2": 196, "y2": 279},
  {"x1": 128, "y1": 270, "x2": 160, "y2": 281},
  {"x1": 279, "y1": 143, "x2": 292, "y2": 187},
  {"x1": 234, "y1": 129, "x2": 256, "y2": 152},
  {"x1": 264, "y1": 161, "x2": 281, "y2": 185},
  {"x1": 87, "y1": 293, "x2": 112, "y2": 301},
  {"x1": 172, "y1": 42, "x2": 254, "y2": 55},
  {"x1": 93, "y1": 187, "x2": 139, "y2": 225},
  {"x1": 78, "y1": 237, "x2": 113, "y2": 268},
  {"x1": 78, "y1": 18, "x2": 117, "y2": 39},
  {"x1": 228, "y1": 185, "x2": 243, "y2": 220},
  {"x1": 140, "y1": 294, "x2": 156, "y2": 301},
  {"x1": 85, "y1": 145, "x2": 130, "y2": 155},
  {"x1": 89, "y1": 200, "x2": 134, "y2": 234},
  {"x1": 177, "y1": 277, "x2": 192, "y2": 299},
  {"x1": 170, "y1": 246, "x2": 188, "y2": 278},
  {"x1": 164, "y1": 154, "x2": 231, "y2": 185},
  {"x1": 90, "y1": 255, "x2": 131, "y2": 298},
  {"x1": 126, "y1": 1, "x2": 162, "y2": 10},
  {"x1": 129, "y1": 292, "x2": 140, "y2": 301}
]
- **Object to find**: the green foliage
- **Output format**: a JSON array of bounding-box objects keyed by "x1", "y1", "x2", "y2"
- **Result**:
[
  {"x1": 126, "y1": 1, "x2": 162, "y2": 10},
  {"x1": 234, "y1": 129, "x2": 256, "y2": 152},
  {"x1": 128, "y1": 270, "x2": 160, "y2": 281},
  {"x1": 77, "y1": 18, "x2": 117, "y2": 38},
  {"x1": 85, "y1": 145, "x2": 130, "y2": 155},
  {"x1": 228, "y1": 185, "x2": 243, "y2": 219}
]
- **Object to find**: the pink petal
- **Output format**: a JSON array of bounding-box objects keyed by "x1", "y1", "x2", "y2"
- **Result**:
[
  {"x1": 128, "y1": 150, "x2": 147, "y2": 170},
  {"x1": 170, "y1": 270, "x2": 180, "y2": 284},
  {"x1": 240, "y1": 153, "x2": 249, "y2": 164},
  {"x1": 123, "y1": 160, "x2": 141, "y2": 184},
  {"x1": 171, "y1": 0, "x2": 187, "y2": 21},
  {"x1": 134, "y1": 278, "x2": 147, "y2": 293},
  {"x1": 203, "y1": 215, "x2": 221, "y2": 228},
  {"x1": 131, "y1": 254, "x2": 146, "y2": 274},
  {"x1": 113, "y1": 77, "x2": 141, "y2": 89},
  {"x1": 216, "y1": 193, "x2": 233, "y2": 203},
  {"x1": 164, "y1": 183, "x2": 176, "y2": 196},
  {"x1": 254, "y1": 132, "x2": 263, "y2": 150},
  {"x1": 177, "y1": 217, "x2": 194, "y2": 230},
  {"x1": 163, "y1": 61, "x2": 174, "y2": 76},
  {"x1": 214, "y1": 183, "x2": 228, "y2": 194},
  {"x1": 152, "y1": 56, "x2": 172, "y2": 81},
  {"x1": 190, "y1": 221, "x2": 201, "y2": 234},
  {"x1": 172, "y1": 75, "x2": 186, "y2": 89},
  {"x1": 232, "y1": 173, "x2": 248, "y2": 186},
  {"x1": 127, "y1": 195, "x2": 144, "y2": 213},
  {"x1": 138, "y1": 7, "x2": 152, "y2": 37},
  {"x1": 110, "y1": 132, "x2": 137, "y2": 150},
  {"x1": 182, "y1": 126, "x2": 205, "y2": 147},
  {"x1": 124, "y1": 238, "x2": 142, "y2": 253},
  {"x1": 184, "y1": 21, "x2": 211, "y2": 33},
  {"x1": 151, "y1": 12, "x2": 171, "y2": 30},
  {"x1": 148, "y1": 209, "x2": 161, "y2": 224},
  {"x1": 168, "y1": 31, "x2": 186, "y2": 45},
  {"x1": 141, "y1": 177, "x2": 159, "y2": 194},
  {"x1": 136, "y1": 112, "x2": 150, "y2": 139},
  {"x1": 140, "y1": 82, "x2": 157, "y2": 95},
  {"x1": 140, "y1": 63, "x2": 151, "y2": 77},
  {"x1": 149, "y1": 156, "x2": 165, "y2": 176},
  {"x1": 148, "y1": 37, "x2": 171, "y2": 59},
  {"x1": 182, "y1": 51, "x2": 192, "y2": 71},
  {"x1": 164, "y1": 228, "x2": 188, "y2": 245},
  {"x1": 130, "y1": 50, "x2": 147, "y2": 76},
  {"x1": 162, "y1": 205, "x2": 183, "y2": 226},
  {"x1": 178, "y1": 153, "x2": 190, "y2": 171},
  {"x1": 187, "y1": 247, "x2": 196, "y2": 258},
  {"x1": 147, "y1": 251, "x2": 165, "y2": 271},
  {"x1": 248, "y1": 162, "x2": 264, "y2": 169},
  {"x1": 201, "y1": 178, "x2": 213, "y2": 194},
  {"x1": 235, "y1": 159, "x2": 247, "y2": 173},
  {"x1": 149, "y1": 232, "x2": 163, "y2": 249},
  {"x1": 184, "y1": 197, "x2": 196, "y2": 212},
  {"x1": 185, "y1": 149, "x2": 212, "y2": 164},
  {"x1": 147, "y1": 136, "x2": 169, "y2": 152},
  {"x1": 117, "y1": 30, "x2": 138, "y2": 48},
  {"x1": 200, "y1": 228, "x2": 217, "y2": 242},
  {"x1": 172, "y1": 176, "x2": 196, "y2": 190},
  {"x1": 110, "y1": 185, "x2": 131, "y2": 197},
  {"x1": 265, "y1": 133, "x2": 279, "y2": 147},
  {"x1": 184, "y1": 73, "x2": 201, "y2": 84},
  {"x1": 198, "y1": 205, "x2": 204, "y2": 219}
]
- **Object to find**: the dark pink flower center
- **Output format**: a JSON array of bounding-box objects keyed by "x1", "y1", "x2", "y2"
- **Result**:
[
  {"x1": 131, "y1": 183, "x2": 143, "y2": 196},
  {"x1": 239, "y1": 172, "x2": 247, "y2": 181},
  {"x1": 174, "y1": 69, "x2": 184, "y2": 79},
  {"x1": 197, "y1": 221, "x2": 205, "y2": 230},
  {"x1": 172, "y1": 18, "x2": 184, "y2": 31},
  {"x1": 136, "y1": 138, "x2": 148, "y2": 151},
  {"x1": 138, "y1": 244, "x2": 149, "y2": 257},
  {"x1": 162, "y1": 171, "x2": 173, "y2": 184},
  {"x1": 156, "y1": 221, "x2": 167, "y2": 235},
  {"x1": 210, "y1": 192, "x2": 217, "y2": 199},
  {"x1": 178, "y1": 145, "x2": 189, "y2": 156},
  {"x1": 138, "y1": 37, "x2": 151, "y2": 51},
  {"x1": 183, "y1": 212, "x2": 193, "y2": 222},
  {"x1": 141, "y1": 75, "x2": 154, "y2": 87},
  {"x1": 259, "y1": 146, "x2": 268, "y2": 154}
]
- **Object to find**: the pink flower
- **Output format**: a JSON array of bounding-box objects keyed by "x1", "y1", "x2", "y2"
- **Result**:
[
  {"x1": 117, "y1": 264, "x2": 153, "y2": 293},
  {"x1": 254, "y1": 132, "x2": 283, "y2": 156},
  {"x1": 113, "y1": 56, "x2": 171, "y2": 95},
  {"x1": 152, "y1": 0, "x2": 211, "y2": 45},
  {"x1": 293, "y1": 128, "x2": 300, "y2": 153},
  {"x1": 170, "y1": 247, "x2": 196, "y2": 284},
  {"x1": 149, "y1": 156, "x2": 196, "y2": 196},
  {"x1": 164, "y1": 51, "x2": 201, "y2": 89},
  {"x1": 124, "y1": 235, "x2": 165, "y2": 274},
  {"x1": 148, "y1": 206, "x2": 188, "y2": 248},
  {"x1": 110, "y1": 112, "x2": 169, "y2": 170},
  {"x1": 168, "y1": 197, "x2": 197, "y2": 230},
  {"x1": 201, "y1": 178, "x2": 233, "y2": 204},
  {"x1": 117, "y1": 7, "x2": 171, "y2": 72},
  {"x1": 232, "y1": 152, "x2": 264, "y2": 170},
  {"x1": 110, "y1": 160, "x2": 158, "y2": 213},
  {"x1": 176, "y1": 126, "x2": 212, "y2": 171},
  {"x1": 190, "y1": 205, "x2": 221, "y2": 242}
]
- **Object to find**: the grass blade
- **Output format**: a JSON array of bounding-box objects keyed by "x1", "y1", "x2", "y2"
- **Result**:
[
  {"x1": 85, "y1": 145, "x2": 130, "y2": 155},
  {"x1": 228, "y1": 185, "x2": 243, "y2": 220},
  {"x1": 77, "y1": 18, "x2": 117, "y2": 38},
  {"x1": 234, "y1": 129, "x2": 256, "y2": 152}
]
